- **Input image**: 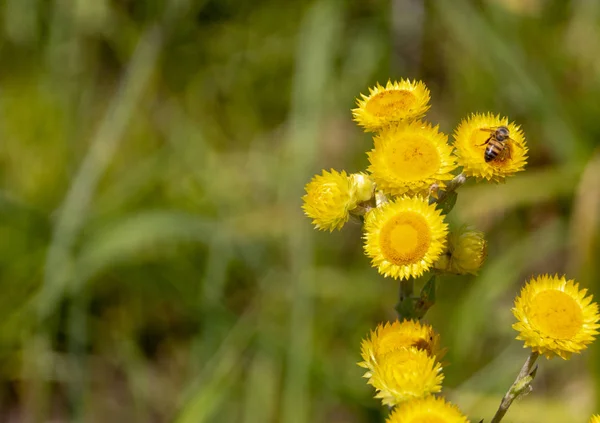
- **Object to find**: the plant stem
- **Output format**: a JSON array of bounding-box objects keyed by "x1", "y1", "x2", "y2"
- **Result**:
[
  {"x1": 490, "y1": 351, "x2": 540, "y2": 423},
  {"x1": 399, "y1": 279, "x2": 413, "y2": 301},
  {"x1": 430, "y1": 172, "x2": 467, "y2": 205},
  {"x1": 395, "y1": 279, "x2": 415, "y2": 319}
]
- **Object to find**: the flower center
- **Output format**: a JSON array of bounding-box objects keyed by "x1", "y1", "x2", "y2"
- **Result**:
[
  {"x1": 378, "y1": 332, "x2": 421, "y2": 356},
  {"x1": 380, "y1": 212, "x2": 431, "y2": 265},
  {"x1": 529, "y1": 290, "x2": 584, "y2": 339},
  {"x1": 387, "y1": 136, "x2": 441, "y2": 180},
  {"x1": 366, "y1": 90, "x2": 416, "y2": 117},
  {"x1": 410, "y1": 415, "x2": 446, "y2": 423},
  {"x1": 313, "y1": 182, "x2": 341, "y2": 203}
]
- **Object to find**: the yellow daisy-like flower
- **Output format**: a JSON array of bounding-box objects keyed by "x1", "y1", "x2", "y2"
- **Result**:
[
  {"x1": 387, "y1": 396, "x2": 470, "y2": 423},
  {"x1": 366, "y1": 348, "x2": 443, "y2": 406},
  {"x1": 302, "y1": 169, "x2": 352, "y2": 231},
  {"x1": 434, "y1": 227, "x2": 487, "y2": 275},
  {"x1": 453, "y1": 113, "x2": 528, "y2": 182},
  {"x1": 512, "y1": 274, "x2": 600, "y2": 359},
  {"x1": 359, "y1": 320, "x2": 442, "y2": 372},
  {"x1": 364, "y1": 196, "x2": 448, "y2": 280},
  {"x1": 352, "y1": 79, "x2": 431, "y2": 132},
  {"x1": 367, "y1": 121, "x2": 457, "y2": 196},
  {"x1": 589, "y1": 415, "x2": 600, "y2": 423}
]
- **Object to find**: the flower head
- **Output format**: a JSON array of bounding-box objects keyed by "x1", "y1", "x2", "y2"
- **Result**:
[
  {"x1": 453, "y1": 113, "x2": 528, "y2": 182},
  {"x1": 359, "y1": 320, "x2": 442, "y2": 372},
  {"x1": 364, "y1": 196, "x2": 448, "y2": 280},
  {"x1": 435, "y1": 227, "x2": 487, "y2": 275},
  {"x1": 353, "y1": 80, "x2": 430, "y2": 132},
  {"x1": 366, "y1": 348, "x2": 443, "y2": 406},
  {"x1": 589, "y1": 415, "x2": 600, "y2": 423},
  {"x1": 512, "y1": 274, "x2": 600, "y2": 359},
  {"x1": 386, "y1": 396, "x2": 470, "y2": 423},
  {"x1": 367, "y1": 121, "x2": 457, "y2": 196},
  {"x1": 302, "y1": 169, "x2": 353, "y2": 231}
]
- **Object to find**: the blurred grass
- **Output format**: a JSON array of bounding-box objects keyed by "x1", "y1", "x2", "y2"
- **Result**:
[{"x1": 0, "y1": 0, "x2": 599, "y2": 422}]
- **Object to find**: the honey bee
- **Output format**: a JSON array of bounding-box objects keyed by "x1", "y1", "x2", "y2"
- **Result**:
[{"x1": 479, "y1": 126, "x2": 517, "y2": 162}]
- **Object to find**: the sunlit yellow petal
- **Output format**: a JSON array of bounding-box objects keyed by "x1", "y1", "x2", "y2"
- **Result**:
[
  {"x1": 302, "y1": 170, "x2": 376, "y2": 231},
  {"x1": 512, "y1": 274, "x2": 600, "y2": 359},
  {"x1": 589, "y1": 414, "x2": 600, "y2": 423},
  {"x1": 367, "y1": 348, "x2": 443, "y2": 406},
  {"x1": 453, "y1": 113, "x2": 528, "y2": 182},
  {"x1": 352, "y1": 79, "x2": 431, "y2": 132},
  {"x1": 367, "y1": 121, "x2": 457, "y2": 196},
  {"x1": 387, "y1": 396, "x2": 470, "y2": 423},
  {"x1": 359, "y1": 320, "x2": 443, "y2": 372},
  {"x1": 364, "y1": 196, "x2": 448, "y2": 280}
]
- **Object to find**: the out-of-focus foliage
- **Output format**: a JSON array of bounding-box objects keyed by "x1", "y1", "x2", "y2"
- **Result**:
[{"x1": 0, "y1": 0, "x2": 598, "y2": 422}]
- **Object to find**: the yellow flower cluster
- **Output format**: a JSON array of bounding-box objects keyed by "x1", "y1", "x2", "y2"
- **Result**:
[
  {"x1": 358, "y1": 275, "x2": 600, "y2": 421},
  {"x1": 301, "y1": 78, "x2": 528, "y2": 280},
  {"x1": 359, "y1": 320, "x2": 469, "y2": 420},
  {"x1": 302, "y1": 77, "x2": 600, "y2": 422}
]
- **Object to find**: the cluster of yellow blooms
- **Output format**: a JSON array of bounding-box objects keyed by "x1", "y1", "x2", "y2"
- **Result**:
[
  {"x1": 358, "y1": 274, "x2": 600, "y2": 422},
  {"x1": 302, "y1": 79, "x2": 600, "y2": 422},
  {"x1": 302, "y1": 79, "x2": 528, "y2": 280}
]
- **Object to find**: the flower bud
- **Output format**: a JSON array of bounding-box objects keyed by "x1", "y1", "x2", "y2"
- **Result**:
[{"x1": 434, "y1": 227, "x2": 487, "y2": 275}]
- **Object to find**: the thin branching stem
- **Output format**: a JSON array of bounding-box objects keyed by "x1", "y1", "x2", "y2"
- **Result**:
[
  {"x1": 490, "y1": 351, "x2": 540, "y2": 423},
  {"x1": 430, "y1": 172, "x2": 467, "y2": 205}
]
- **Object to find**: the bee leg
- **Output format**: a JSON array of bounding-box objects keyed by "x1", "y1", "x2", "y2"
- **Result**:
[{"x1": 477, "y1": 136, "x2": 492, "y2": 146}]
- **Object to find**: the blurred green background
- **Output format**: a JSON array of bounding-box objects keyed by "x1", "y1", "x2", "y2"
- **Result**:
[{"x1": 0, "y1": 0, "x2": 599, "y2": 421}]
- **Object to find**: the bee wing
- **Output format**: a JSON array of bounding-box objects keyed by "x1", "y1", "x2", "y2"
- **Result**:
[
  {"x1": 479, "y1": 128, "x2": 496, "y2": 133},
  {"x1": 506, "y1": 137, "x2": 523, "y2": 150},
  {"x1": 498, "y1": 145, "x2": 511, "y2": 161}
]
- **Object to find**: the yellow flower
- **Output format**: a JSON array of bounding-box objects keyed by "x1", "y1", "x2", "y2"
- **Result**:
[
  {"x1": 453, "y1": 113, "x2": 528, "y2": 182},
  {"x1": 366, "y1": 348, "x2": 443, "y2": 406},
  {"x1": 434, "y1": 227, "x2": 487, "y2": 275},
  {"x1": 512, "y1": 274, "x2": 600, "y2": 359},
  {"x1": 352, "y1": 79, "x2": 430, "y2": 132},
  {"x1": 589, "y1": 415, "x2": 600, "y2": 423},
  {"x1": 301, "y1": 169, "x2": 350, "y2": 231},
  {"x1": 364, "y1": 196, "x2": 448, "y2": 280},
  {"x1": 359, "y1": 320, "x2": 442, "y2": 372},
  {"x1": 367, "y1": 121, "x2": 457, "y2": 196},
  {"x1": 386, "y1": 396, "x2": 470, "y2": 423}
]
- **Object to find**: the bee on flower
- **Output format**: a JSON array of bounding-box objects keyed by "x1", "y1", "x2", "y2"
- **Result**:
[{"x1": 453, "y1": 113, "x2": 528, "y2": 182}]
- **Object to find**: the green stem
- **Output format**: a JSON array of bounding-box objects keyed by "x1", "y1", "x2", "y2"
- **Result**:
[
  {"x1": 490, "y1": 351, "x2": 540, "y2": 423},
  {"x1": 399, "y1": 279, "x2": 413, "y2": 301},
  {"x1": 430, "y1": 172, "x2": 466, "y2": 205},
  {"x1": 395, "y1": 279, "x2": 415, "y2": 319}
]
